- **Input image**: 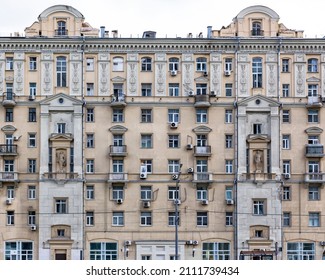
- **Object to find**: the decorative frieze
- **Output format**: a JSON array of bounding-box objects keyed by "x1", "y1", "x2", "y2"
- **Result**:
[
  {"x1": 14, "y1": 52, "x2": 24, "y2": 95},
  {"x1": 238, "y1": 54, "x2": 249, "y2": 97},
  {"x1": 155, "y1": 53, "x2": 166, "y2": 96},
  {"x1": 182, "y1": 54, "x2": 194, "y2": 96},
  {"x1": 98, "y1": 53, "x2": 110, "y2": 96},
  {"x1": 70, "y1": 53, "x2": 82, "y2": 96},
  {"x1": 41, "y1": 53, "x2": 53, "y2": 96},
  {"x1": 127, "y1": 53, "x2": 138, "y2": 96}
]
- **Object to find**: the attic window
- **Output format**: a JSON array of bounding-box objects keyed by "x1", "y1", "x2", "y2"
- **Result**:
[
  {"x1": 56, "y1": 21, "x2": 67, "y2": 36},
  {"x1": 251, "y1": 21, "x2": 263, "y2": 36}
]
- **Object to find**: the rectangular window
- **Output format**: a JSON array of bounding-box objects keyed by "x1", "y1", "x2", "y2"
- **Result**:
[
  {"x1": 168, "y1": 135, "x2": 179, "y2": 148},
  {"x1": 29, "y1": 57, "x2": 37, "y2": 70},
  {"x1": 140, "y1": 186, "x2": 152, "y2": 200},
  {"x1": 168, "y1": 159, "x2": 180, "y2": 174},
  {"x1": 197, "y1": 212, "x2": 208, "y2": 226},
  {"x1": 141, "y1": 109, "x2": 152, "y2": 123},
  {"x1": 283, "y1": 212, "x2": 291, "y2": 227},
  {"x1": 225, "y1": 186, "x2": 233, "y2": 200},
  {"x1": 225, "y1": 160, "x2": 233, "y2": 174},
  {"x1": 168, "y1": 109, "x2": 179, "y2": 123},
  {"x1": 112, "y1": 212, "x2": 124, "y2": 226},
  {"x1": 141, "y1": 134, "x2": 152, "y2": 148},
  {"x1": 308, "y1": 84, "x2": 318, "y2": 97},
  {"x1": 6, "y1": 57, "x2": 13, "y2": 70},
  {"x1": 86, "y1": 108, "x2": 94, "y2": 122},
  {"x1": 86, "y1": 211, "x2": 94, "y2": 226},
  {"x1": 282, "y1": 84, "x2": 290, "y2": 97},
  {"x1": 86, "y1": 185, "x2": 94, "y2": 199},
  {"x1": 86, "y1": 134, "x2": 94, "y2": 148},
  {"x1": 226, "y1": 212, "x2": 233, "y2": 226},
  {"x1": 55, "y1": 199, "x2": 67, "y2": 214},
  {"x1": 5, "y1": 241, "x2": 33, "y2": 260},
  {"x1": 196, "y1": 109, "x2": 207, "y2": 123},
  {"x1": 112, "y1": 186, "x2": 124, "y2": 200},
  {"x1": 308, "y1": 109, "x2": 319, "y2": 123},
  {"x1": 309, "y1": 212, "x2": 320, "y2": 227},
  {"x1": 28, "y1": 133, "x2": 37, "y2": 148},
  {"x1": 28, "y1": 159, "x2": 36, "y2": 173},
  {"x1": 252, "y1": 58, "x2": 262, "y2": 88},
  {"x1": 113, "y1": 109, "x2": 124, "y2": 122},
  {"x1": 225, "y1": 109, "x2": 233, "y2": 123},
  {"x1": 141, "y1": 83, "x2": 152, "y2": 97},
  {"x1": 253, "y1": 200, "x2": 265, "y2": 215},
  {"x1": 7, "y1": 186, "x2": 14, "y2": 199},
  {"x1": 56, "y1": 57, "x2": 67, "y2": 87},
  {"x1": 202, "y1": 242, "x2": 230, "y2": 260},
  {"x1": 282, "y1": 186, "x2": 291, "y2": 200},
  {"x1": 225, "y1": 58, "x2": 232, "y2": 72},
  {"x1": 196, "y1": 57, "x2": 207, "y2": 72},
  {"x1": 196, "y1": 185, "x2": 208, "y2": 200},
  {"x1": 86, "y1": 159, "x2": 94, "y2": 173},
  {"x1": 86, "y1": 58, "x2": 94, "y2": 71},
  {"x1": 28, "y1": 186, "x2": 36, "y2": 200},
  {"x1": 287, "y1": 242, "x2": 315, "y2": 260},
  {"x1": 7, "y1": 211, "x2": 15, "y2": 225},
  {"x1": 4, "y1": 159, "x2": 14, "y2": 172},
  {"x1": 168, "y1": 186, "x2": 180, "y2": 200},
  {"x1": 29, "y1": 83, "x2": 37, "y2": 97},
  {"x1": 225, "y1": 83, "x2": 233, "y2": 97},
  {"x1": 28, "y1": 108, "x2": 37, "y2": 122},
  {"x1": 141, "y1": 159, "x2": 152, "y2": 173},
  {"x1": 282, "y1": 59, "x2": 289, "y2": 72},
  {"x1": 169, "y1": 83, "x2": 179, "y2": 97},
  {"x1": 140, "y1": 212, "x2": 152, "y2": 226},
  {"x1": 282, "y1": 110, "x2": 290, "y2": 123},
  {"x1": 282, "y1": 135, "x2": 291, "y2": 149},
  {"x1": 28, "y1": 211, "x2": 36, "y2": 226},
  {"x1": 57, "y1": 123, "x2": 66, "y2": 134},
  {"x1": 225, "y1": 135, "x2": 233, "y2": 148},
  {"x1": 308, "y1": 186, "x2": 320, "y2": 200},
  {"x1": 86, "y1": 83, "x2": 94, "y2": 96},
  {"x1": 196, "y1": 83, "x2": 207, "y2": 95},
  {"x1": 89, "y1": 242, "x2": 118, "y2": 260},
  {"x1": 5, "y1": 108, "x2": 13, "y2": 122},
  {"x1": 283, "y1": 160, "x2": 291, "y2": 175},
  {"x1": 168, "y1": 212, "x2": 180, "y2": 226},
  {"x1": 253, "y1": 123, "x2": 262, "y2": 134}
]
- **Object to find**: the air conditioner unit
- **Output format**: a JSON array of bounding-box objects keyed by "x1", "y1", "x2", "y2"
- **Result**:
[
  {"x1": 226, "y1": 199, "x2": 234, "y2": 205},
  {"x1": 201, "y1": 199, "x2": 209, "y2": 205},
  {"x1": 203, "y1": 71, "x2": 208, "y2": 76},
  {"x1": 6, "y1": 199, "x2": 12, "y2": 205},
  {"x1": 124, "y1": 240, "x2": 132, "y2": 246},
  {"x1": 174, "y1": 199, "x2": 181, "y2": 205},
  {"x1": 187, "y1": 167, "x2": 194, "y2": 174},
  {"x1": 170, "y1": 70, "x2": 177, "y2": 76},
  {"x1": 188, "y1": 91, "x2": 194, "y2": 97},
  {"x1": 284, "y1": 173, "x2": 291, "y2": 179},
  {"x1": 143, "y1": 201, "x2": 151, "y2": 208},
  {"x1": 186, "y1": 240, "x2": 193, "y2": 245},
  {"x1": 320, "y1": 241, "x2": 325, "y2": 246},
  {"x1": 29, "y1": 95, "x2": 35, "y2": 101},
  {"x1": 30, "y1": 225, "x2": 37, "y2": 231},
  {"x1": 170, "y1": 122, "x2": 178, "y2": 128},
  {"x1": 210, "y1": 91, "x2": 216, "y2": 97},
  {"x1": 192, "y1": 240, "x2": 199, "y2": 245},
  {"x1": 140, "y1": 172, "x2": 147, "y2": 179},
  {"x1": 116, "y1": 199, "x2": 123, "y2": 204},
  {"x1": 186, "y1": 144, "x2": 193, "y2": 150},
  {"x1": 224, "y1": 70, "x2": 231, "y2": 76},
  {"x1": 172, "y1": 174, "x2": 179, "y2": 180}
]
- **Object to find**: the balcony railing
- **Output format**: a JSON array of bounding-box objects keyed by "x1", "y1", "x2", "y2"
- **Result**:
[
  {"x1": 193, "y1": 172, "x2": 213, "y2": 182},
  {"x1": 42, "y1": 172, "x2": 80, "y2": 180},
  {"x1": 2, "y1": 92, "x2": 16, "y2": 107},
  {"x1": 194, "y1": 146, "x2": 211, "y2": 156},
  {"x1": 0, "y1": 172, "x2": 19, "y2": 181},
  {"x1": 111, "y1": 94, "x2": 126, "y2": 107},
  {"x1": 194, "y1": 95, "x2": 210, "y2": 107},
  {"x1": 305, "y1": 172, "x2": 325, "y2": 183},
  {"x1": 307, "y1": 96, "x2": 322, "y2": 107},
  {"x1": 305, "y1": 144, "x2": 324, "y2": 157},
  {"x1": 108, "y1": 173, "x2": 128, "y2": 182},
  {"x1": 0, "y1": 145, "x2": 17, "y2": 155},
  {"x1": 109, "y1": 145, "x2": 127, "y2": 157}
]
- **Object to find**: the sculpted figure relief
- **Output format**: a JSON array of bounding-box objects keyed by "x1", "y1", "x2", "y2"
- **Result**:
[
  {"x1": 254, "y1": 150, "x2": 263, "y2": 172},
  {"x1": 57, "y1": 150, "x2": 67, "y2": 173}
]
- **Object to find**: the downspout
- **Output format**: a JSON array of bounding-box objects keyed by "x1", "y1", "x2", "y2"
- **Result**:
[{"x1": 234, "y1": 36, "x2": 240, "y2": 259}]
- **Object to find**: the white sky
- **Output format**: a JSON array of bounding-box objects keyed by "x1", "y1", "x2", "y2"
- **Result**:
[{"x1": 1, "y1": 0, "x2": 325, "y2": 38}]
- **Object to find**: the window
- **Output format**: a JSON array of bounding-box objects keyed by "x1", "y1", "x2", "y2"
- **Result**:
[
  {"x1": 225, "y1": 58, "x2": 232, "y2": 72},
  {"x1": 7, "y1": 211, "x2": 14, "y2": 225},
  {"x1": 29, "y1": 57, "x2": 37, "y2": 70},
  {"x1": 86, "y1": 58, "x2": 94, "y2": 71},
  {"x1": 112, "y1": 57, "x2": 124, "y2": 71},
  {"x1": 28, "y1": 108, "x2": 37, "y2": 122},
  {"x1": 55, "y1": 199, "x2": 67, "y2": 214},
  {"x1": 6, "y1": 83, "x2": 13, "y2": 100},
  {"x1": 196, "y1": 57, "x2": 207, "y2": 72},
  {"x1": 141, "y1": 134, "x2": 152, "y2": 148},
  {"x1": 169, "y1": 57, "x2": 179, "y2": 71},
  {"x1": 309, "y1": 185, "x2": 320, "y2": 200},
  {"x1": 225, "y1": 109, "x2": 233, "y2": 123},
  {"x1": 86, "y1": 185, "x2": 94, "y2": 200},
  {"x1": 6, "y1": 57, "x2": 13, "y2": 70},
  {"x1": 86, "y1": 108, "x2": 94, "y2": 122},
  {"x1": 282, "y1": 84, "x2": 290, "y2": 97},
  {"x1": 196, "y1": 83, "x2": 207, "y2": 95},
  {"x1": 141, "y1": 83, "x2": 152, "y2": 97},
  {"x1": 168, "y1": 109, "x2": 179, "y2": 123},
  {"x1": 168, "y1": 159, "x2": 180, "y2": 174},
  {"x1": 140, "y1": 186, "x2": 152, "y2": 200},
  {"x1": 282, "y1": 186, "x2": 291, "y2": 200},
  {"x1": 141, "y1": 109, "x2": 152, "y2": 123},
  {"x1": 140, "y1": 211, "x2": 152, "y2": 226},
  {"x1": 86, "y1": 159, "x2": 94, "y2": 173},
  {"x1": 112, "y1": 212, "x2": 124, "y2": 226},
  {"x1": 112, "y1": 160, "x2": 124, "y2": 173},
  {"x1": 253, "y1": 200, "x2": 265, "y2": 215},
  {"x1": 226, "y1": 212, "x2": 233, "y2": 226},
  {"x1": 28, "y1": 133, "x2": 36, "y2": 148},
  {"x1": 225, "y1": 186, "x2": 233, "y2": 200},
  {"x1": 308, "y1": 109, "x2": 319, "y2": 123},
  {"x1": 283, "y1": 160, "x2": 291, "y2": 175},
  {"x1": 308, "y1": 58, "x2": 318, "y2": 72},
  {"x1": 308, "y1": 135, "x2": 319, "y2": 145},
  {"x1": 113, "y1": 135, "x2": 123, "y2": 147},
  {"x1": 86, "y1": 212, "x2": 94, "y2": 226},
  {"x1": 196, "y1": 134, "x2": 207, "y2": 147},
  {"x1": 113, "y1": 108, "x2": 124, "y2": 122},
  {"x1": 309, "y1": 212, "x2": 320, "y2": 227},
  {"x1": 252, "y1": 57, "x2": 262, "y2": 88},
  {"x1": 113, "y1": 83, "x2": 124, "y2": 100},
  {"x1": 5, "y1": 241, "x2": 33, "y2": 260},
  {"x1": 57, "y1": 21, "x2": 67, "y2": 36},
  {"x1": 28, "y1": 159, "x2": 36, "y2": 173},
  {"x1": 112, "y1": 186, "x2": 124, "y2": 200},
  {"x1": 282, "y1": 135, "x2": 291, "y2": 149},
  {"x1": 28, "y1": 211, "x2": 36, "y2": 226},
  {"x1": 225, "y1": 135, "x2": 233, "y2": 148},
  {"x1": 308, "y1": 84, "x2": 318, "y2": 97},
  {"x1": 287, "y1": 242, "x2": 315, "y2": 260},
  {"x1": 308, "y1": 160, "x2": 320, "y2": 174},
  {"x1": 57, "y1": 123, "x2": 66, "y2": 134},
  {"x1": 168, "y1": 135, "x2": 179, "y2": 148},
  {"x1": 28, "y1": 186, "x2": 36, "y2": 200},
  {"x1": 225, "y1": 83, "x2": 233, "y2": 97},
  {"x1": 282, "y1": 59, "x2": 289, "y2": 72},
  {"x1": 141, "y1": 57, "x2": 152, "y2": 71},
  {"x1": 7, "y1": 186, "x2": 14, "y2": 199},
  {"x1": 86, "y1": 83, "x2": 94, "y2": 96},
  {"x1": 252, "y1": 21, "x2": 262, "y2": 36},
  {"x1": 197, "y1": 212, "x2": 208, "y2": 226},
  {"x1": 168, "y1": 211, "x2": 180, "y2": 226},
  {"x1": 253, "y1": 123, "x2": 262, "y2": 134},
  {"x1": 283, "y1": 212, "x2": 291, "y2": 227},
  {"x1": 282, "y1": 110, "x2": 290, "y2": 123},
  {"x1": 196, "y1": 109, "x2": 207, "y2": 123},
  {"x1": 202, "y1": 242, "x2": 230, "y2": 260},
  {"x1": 4, "y1": 159, "x2": 14, "y2": 172},
  {"x1": 225, "y1": 160, "x2": 233, "y2": 173},
  {"x1": 86, "y1": 134, "x2": 94, "y2": 148},
  {"x1": 196, "y1": 185, "x2": 208, "y2": 200},
  {"x1": 169, "y1": 83, "x2": 179, "y2": 96},
  {"x1": 90, "y1": 242, "x2": 117, "y2": 260},
  {"x1": 141, "y1": 159, "x2": 152, "y2": 173},
  {"x1": 56, "y1": 56, "x2": 67, "y2": 87},
  {"x1": 196, "y1": 159, "x2": 208, "y2": 173},
  {"x1": 168, "y1": 186, "x2": 180, "y2": 200},
  {"x1": 6, "y1": 108, "x2": 13, "y2": 122}
]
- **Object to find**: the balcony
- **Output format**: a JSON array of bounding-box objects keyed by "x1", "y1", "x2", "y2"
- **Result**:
[
  {"x1": 0, "y1": 145, "x2": 18, "y2": 156},
  {"x1": 109, "y1": 145, "x2": 127, "y2": 157},
  {"x1": 110, "y1": 94, "x2": 126, "y2": 107},
  {"x1": 42, "y1": 172, "x2": 80, "y2": 181},
  {"x1": 306, "y1": 96, "x2": 322, "y2": 108},
  {"x1": 194, "y1": 95, "x2": 210, "y2": 107},
  {"x1": 108, "y1": 173, "x2": 128, "y2": 182},
  {"x1": 2, "y1": 92, "x2": 16, "y2": 107},
  {"x1": 0, "y1": 172, "x2": 19, "y2": 182},
  {"x1": 305, "y1": 144, "x2": 324, "y2": 157},
  {"x1": 305, "y1": 173, "x2": 325, "y2": 183},
  {"x1": 194, "y1": 146, "x2": 211, "y2": 157},
  {"x1": 193, "y1": 172, "x2": 213, "y2": 183}
]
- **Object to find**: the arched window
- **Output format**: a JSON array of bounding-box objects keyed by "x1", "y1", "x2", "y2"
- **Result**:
[
  {"x1": 56, "y1": 56, "x2": 67, "y2": 87},
  {"x1": 252, "y1": 57, "x2": 262, "y2": 88},
  {"x1": 112, "y1": 57, "x2": 124, "y2": 71},
  {"x1": 57, "y1": 21, "x2": 67, "y2": 36},
  {"x1": 141, "y1": 57, "x2": 152, "y2": 71},
  {"x1": 169, "y1": 57, "x2": 179, "y2": 71},
  {"x1": 252, "y1": 21, "x2": 263, "y2": 36}
]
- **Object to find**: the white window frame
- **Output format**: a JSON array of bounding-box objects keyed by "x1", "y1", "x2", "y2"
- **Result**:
[
  {"x1": 112, "y1": 212, "x2": 124, "y2": 226},
  {"x1": 140, "y1": 211, "x2": 152, "y2": 226}
]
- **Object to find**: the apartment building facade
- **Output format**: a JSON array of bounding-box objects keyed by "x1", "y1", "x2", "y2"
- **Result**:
[{"x1": 0, "y1": 4, "x2": 325, "y2": 260}]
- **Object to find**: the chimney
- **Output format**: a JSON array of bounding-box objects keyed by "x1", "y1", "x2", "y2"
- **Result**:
[
  {"x1": 207, "y1": 26, "x2": 212, "y2": 38},
  {"x1": 100, "y1": 26, "x2": 105, "y2": 38}
]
